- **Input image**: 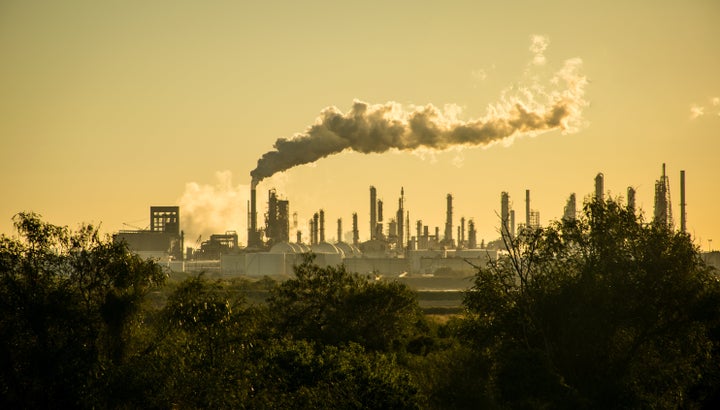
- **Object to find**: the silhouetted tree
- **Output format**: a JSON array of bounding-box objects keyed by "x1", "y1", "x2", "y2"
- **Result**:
[
  {"x1": 463, "y1": 198, "x2": 720, "y2": 408},
  {"x1": 0, "y1": 212, "x2": 165, "y2": 408},
  {"x1": 267, "y1": 254, "x2": 425, "y2": 352}
]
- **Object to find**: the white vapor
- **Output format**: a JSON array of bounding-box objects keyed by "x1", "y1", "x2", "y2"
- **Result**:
[
  {"x1": 530, "y1": 34, "x2": 549, "y2": 66},
  {"x1": 690, "y1": 96, "x2": 720, "y2": 119},
  {"x1": 251, "y1": 36, "x2": 588, "y2": 184},
  {"x1": 179, "y1": 171, "x2": 249, "y2": 245},
  {"x1": 690, "y1": 105, "x2": 704, "y2": 119}
]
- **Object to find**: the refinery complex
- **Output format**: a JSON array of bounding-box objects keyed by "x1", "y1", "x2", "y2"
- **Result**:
[{"x1": 115, "y1": 164, "x2": 718, "y2": 281}]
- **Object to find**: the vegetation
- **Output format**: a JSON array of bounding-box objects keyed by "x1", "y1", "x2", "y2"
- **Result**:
[{"x1": 1, "y1": 201, "x2": 719, "y2": 409}]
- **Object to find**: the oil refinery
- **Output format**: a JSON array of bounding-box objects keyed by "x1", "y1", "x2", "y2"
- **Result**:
[{"x1": 115, "y1": 163, "x2": 715, "y2": 280}]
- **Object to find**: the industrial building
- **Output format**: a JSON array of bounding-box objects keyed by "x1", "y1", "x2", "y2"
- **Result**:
[
  {"x1": 114, "y1": 206, "x2": 184, "y2": 263},
  {"x1": 116, "y1": 164, "x2": 701, "y2": 279}
]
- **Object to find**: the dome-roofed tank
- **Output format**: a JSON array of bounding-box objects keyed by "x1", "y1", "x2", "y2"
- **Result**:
[
  {"x1": 269, "y1": 241, "x2": 299, "y2": 254},
  {"x1": 311, "y1": 241, "x2": 342, "y2": 256},
  {"x1": 295, "y1": 243, "x2": 311, "y2": 253},
  {"x1": 335, "y1": 242, "x2": 361, "y2": 258}
]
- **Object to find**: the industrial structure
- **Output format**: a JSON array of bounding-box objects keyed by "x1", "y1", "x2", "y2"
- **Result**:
[
  {"x1": 116, "y1": 163, "x2": 700, "y2": 278},
  {"x1": 653, "y1": 163, "x2": 673, "y2": 228},
  {"x1": 563, "y1": 193, "x2": 577, "y2": 221},
  {"x1": 114, "y1": 206, "x2": 184, "y2": 262}
]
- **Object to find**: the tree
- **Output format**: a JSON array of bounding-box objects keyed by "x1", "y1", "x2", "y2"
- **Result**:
[
  {"x1": 0, "y1": 212, "x2": 165, "y2": 408},
  {"x1": 267, "y1": 254, "x2": 425, "y2": 352},
  {"x1": 463, "y1": 198, "x2": 720, "y2": 408},
  {"x1": 247, "y1": 339, "x2": 421, "y2": 409},
  {"x1": 110, "y1": 275, "x2": 265, "y2": 408}
]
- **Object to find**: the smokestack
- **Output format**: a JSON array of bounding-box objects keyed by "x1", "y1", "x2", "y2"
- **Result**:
[
  {"x1": 501, "y1": 192, "x2": 510, "y2": 238},
  {"x1": 352, "y1": 213, "x2": 359, "y2": 246},
  {"x1": 406, "y1": 211, "x2": 410, "y2": 250},
  {"x1": 397, "y1": 189, "x2": 404, "y2": 249},
  {"x1": 627, "y1": 187, "x2": 636, "y2": 214},
  {"x1": 416, "y1": 220, "x2": 422, "y2": 248},
  {"x1": 510, "y1": 210, "x2": 516, "y2": 237},
  {"x1": 595, "y1": 173, "x2": 604, "y2": 201},
  {"x1": 461, "y1": 217, "x2": 465, "y2": 245},
  {"x1": 247, "y1": 181, "x2": 261, "y2": 248},
  {"x1": 337, "y1": 218, "x2": 342, "y2": 243},
  {"x1": 563, "y1": 193, "x2": 577, "y2": 221},
  {"x1": 445, "y1": 194, "x2": 453, "y2": 244},
  {"x1": 319, "y1": 209, "x2": 325, "y2": 243},
  {"x1": 312, "y1": 213, "x2": 319, "y2": 245},
  {"x1": 378, "y1": 200, "x2": 384, "y2": 222},
  {"x1": 680, "y1": 170, "x2": 686, "y2": 232},
  {"x1": 370, "y1": 186, "x2": 377, "y2": 240},
  {"x1": 525, "y1": 189, "x2": 530, "y2": 228},
  {"x1": 468, "y1": 219, "x2": 477, "y2": 249}
]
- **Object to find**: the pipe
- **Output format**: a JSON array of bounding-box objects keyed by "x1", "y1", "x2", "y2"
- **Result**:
[{"x1": 680, "y1": 170, "x2": 686, "y2": 232}]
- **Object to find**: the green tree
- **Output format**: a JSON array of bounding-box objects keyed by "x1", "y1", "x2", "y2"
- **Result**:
[
  {"x1": 267, "y1": 254, "x2": 425, "y2": 352},
  {"x1": 247, "y1": 339, "x2": 421, "y2": 409},
  {"x1": 463, "y1": 199, "x2": 720, "y2": 408},
  {"x1": 113, "y1": 275, "x2": 264, "y2": 408},
  {"x1": 0, "y1": 212, "x2": 165, "y2": 408}
]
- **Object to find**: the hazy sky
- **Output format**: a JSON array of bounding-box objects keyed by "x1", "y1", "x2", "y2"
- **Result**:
[{"x1": 2, "y1": 0, "x2": 719, "y2": 249}]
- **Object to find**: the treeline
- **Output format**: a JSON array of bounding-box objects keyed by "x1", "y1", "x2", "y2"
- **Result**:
[{"x1": 2, "y1": 200, "x2": 720, "y2": 409}]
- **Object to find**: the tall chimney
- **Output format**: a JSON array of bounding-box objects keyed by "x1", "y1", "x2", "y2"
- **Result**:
[
  {"x1": 370, "y1": 186, "x2": 377, "y2": 240},
  {"x1": 352, "y1": 213, "x2": 359, "y2": 245},
  {"x1": 627, "y1": 187, "x2": 636, "y2": 213},
  {"x1": 595, "y1": 173, "x2": 604, "y2": 201},
  {"x1": 525, "y1": 189, "x2": 531, "y2": 228},
  {"x1": 319, "y1": 209, "x2": 325, "y2": 243},
  {"x1": 680, "y1": 170, "x2": 686, "y2": 232},
  {"x1": 445, "y1": 194, "x2": 453, "y2": 244},
  {"x1": 510, "y1": 210, "x2": 516, "y2": 237},
  {"x1": 461, "y1": 217, "x2": 465, "y2": 245},
  {"x1": 501, "y1": 192, "x2": 509, "y2": 236},
  {"x1": 312, "y1": 212, "x2": 319, "y2": 245},
  {"x1": 248, "y1": 181, "x2": 260, "y2": 248},
  {"x1": 563, "y1": 193, "x2": 577, "y2": 221},
  {"x1": 468, "y1": 219, "x2": 477, "y2": 249},
  {"x1": 405, "y1": 210, "x2": 410, "y2": 251},
  {"x1": 378, "y1": 200, "x2": 384, "y2": 222},
  {"x1": 337, "y1": 218, "x2": 342, "y2": 243},
  {"x1": 397, "y1": 189, "x2": 404, "y2": 249}
]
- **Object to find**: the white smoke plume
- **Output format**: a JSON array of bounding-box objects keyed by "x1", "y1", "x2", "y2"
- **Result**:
[
  {"x1": 690, "y1": 104, "x2": 705, "y2": 119},
  {"x1": 530, "y1": 34, "x2": 549, "y2": 66},
  {"x1": 690, "y1": 96, "x2": 720, "y2": 119},
  {"x1": 251, "y1": 38, "x2": 588, "y2": 185},
  {"x1": 179, "y1": 170, "x2": 249, "y2": 244}
]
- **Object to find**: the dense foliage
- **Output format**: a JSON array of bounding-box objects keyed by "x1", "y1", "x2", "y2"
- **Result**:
[
  {"x1": 463, "y1": 199, "x2": 720, "y2": 408},
  {"x1": 1, "y1": 201, "x2": 719, "y2": 409}
]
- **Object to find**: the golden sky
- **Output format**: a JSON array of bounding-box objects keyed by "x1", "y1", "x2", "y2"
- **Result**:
[{"x1": 1, "y1": 0, "x2": 719, "y2": 249}]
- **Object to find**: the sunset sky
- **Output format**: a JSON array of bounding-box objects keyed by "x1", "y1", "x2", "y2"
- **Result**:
[{"x1": 1, "y1": 0, "x2": 719, "y2": 250}]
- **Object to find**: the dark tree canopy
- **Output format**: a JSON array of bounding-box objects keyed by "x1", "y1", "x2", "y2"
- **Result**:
[
  {"x1": 0, "y1": 212, "x2": 165, "y2": 408},
  {"x1": 267, "y1": 254, "x2": 425, "y2": 352},
  {"x1": 3, "y1": 207, "x2": 718, "y2": 409},
  {"x1": 463, "y1": 198, "x2": 720, "y2": 408}
]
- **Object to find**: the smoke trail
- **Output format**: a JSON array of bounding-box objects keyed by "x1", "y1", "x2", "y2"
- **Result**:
[
  {"x1": 251, "y1": 41, "x2": 587, "y2": 185},
  {"x1": 179, "y1": 170, "x2": 249, "y2": 243}
]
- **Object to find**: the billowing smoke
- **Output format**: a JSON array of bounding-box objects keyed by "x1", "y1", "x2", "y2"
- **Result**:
[
  {"x1": 179, "y1": 170, "x2": 249, "y2": 243},
  {"x1": 251, "y1": 39, "x2": 587, "y2": 185}
]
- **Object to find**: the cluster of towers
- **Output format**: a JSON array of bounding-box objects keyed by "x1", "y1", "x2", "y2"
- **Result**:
[{"x1": 246, "y1": 163, "x2": 688, "y2": 252}]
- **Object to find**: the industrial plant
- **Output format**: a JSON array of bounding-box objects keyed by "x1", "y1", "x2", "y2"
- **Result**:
[{"x1": 115, "y1": 163, "x2": 713, "y2": 282}]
